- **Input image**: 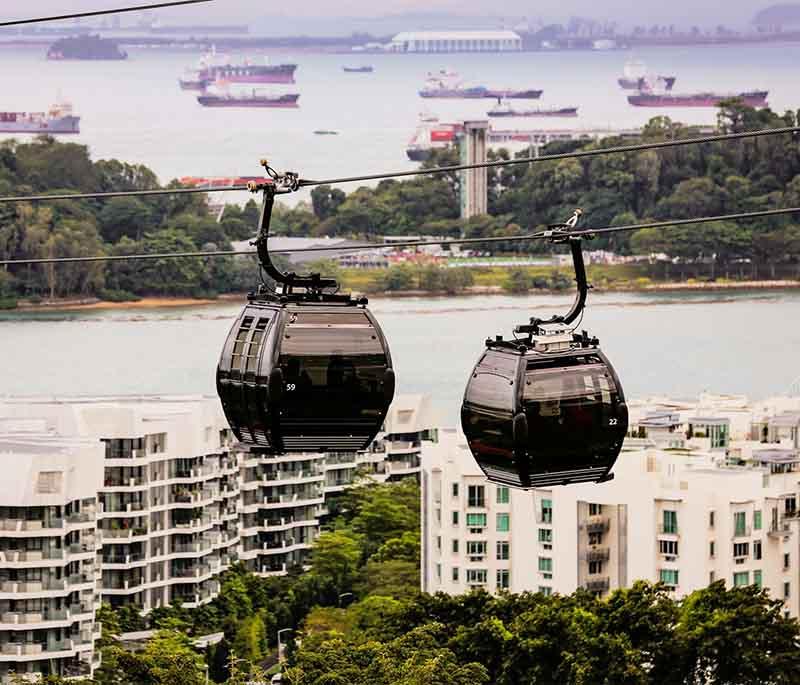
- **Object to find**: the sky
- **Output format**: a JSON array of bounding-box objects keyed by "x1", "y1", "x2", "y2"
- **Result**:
[{"x1": 6, "y1": 0, "x2": 782, "y2": 33}]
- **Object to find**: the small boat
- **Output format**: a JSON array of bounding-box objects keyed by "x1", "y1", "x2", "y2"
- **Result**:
[
  {"x1": 314, "y1": 130, "x2": 339, "y2": 135},
  {"x1": 343, "y1": 66, "x2": 374, "y2": 73}
]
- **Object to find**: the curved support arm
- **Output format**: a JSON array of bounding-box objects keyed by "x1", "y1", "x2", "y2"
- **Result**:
[
  {"x1": 252, "y1": 186, "x2": 338, "y2": 293},
  {"x1": 514, "y1": 236, "x2": 589, "y2": 337}
]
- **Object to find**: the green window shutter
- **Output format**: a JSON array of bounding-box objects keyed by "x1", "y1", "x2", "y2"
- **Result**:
[
  {"x1": 466, "y1": 513, "x2": 487, "y2": 527},
  {"x1": 733, "y1": 572, "x2": 749, "y2": 587},
  {"x1": 538, "y1": 557, "x2": 552, "y2": 572},
  {"x1": 753, "y1": 510, "x2": 762, "y2": 530},
  {"x1": 496, "y1": 513, "x2": 510, "y2": 532},
  {"x1": 496, "y1": 487, "x2": 509, "y2": 504},
  {"x1": 753, "y1": 570, "x2": 762, "y2": 588},
  {"x1": 734, "y1": 512, "x2": 746, "y2": 536}
]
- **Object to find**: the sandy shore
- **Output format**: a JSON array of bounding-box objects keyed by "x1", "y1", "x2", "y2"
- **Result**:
[{"x1": 8, "y1": 280, "x2": 799, "y2": 312}]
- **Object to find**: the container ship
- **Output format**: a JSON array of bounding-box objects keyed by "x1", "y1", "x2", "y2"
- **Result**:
[
  {"x1": 489, "y1": 102, "x2": 578, "y2": 117},
  {"x1": 0, "y1": 101, "x2": 80, "y2": 134},
  {"x1": 617, "y1": 60, "x2": 675, "y2": 90},
  {"x1": 197, "y1": 90, "x2": 300, "y2": 108},
  {"x1": 343, "y1": 66, "x2": 374, "y2": 73},
  {"x1": 47, "y1": 35, "x2": 127, "y2": 60},
  {"x1": 628, "y1": 90, "x2": 768, "y2": 107},
  {"x1": 419, "y1": 71, "x2": 542, "y2": 99},
  {"x1": 180, "y1": 53, "x2": 297, "y2": 90}
]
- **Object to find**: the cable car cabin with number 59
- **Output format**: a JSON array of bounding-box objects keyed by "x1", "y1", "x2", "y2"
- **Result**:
[
  {"x1": 217, "y1": 300, "x2": 394, "y2": 453},
  {"x1": 461, "y1": 331, "x2": 628, "y2": 489}
]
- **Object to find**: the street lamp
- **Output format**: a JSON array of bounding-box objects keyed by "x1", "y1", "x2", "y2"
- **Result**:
[{"x1": 277, "y1": 628, "x2": 294, "y2": 663}]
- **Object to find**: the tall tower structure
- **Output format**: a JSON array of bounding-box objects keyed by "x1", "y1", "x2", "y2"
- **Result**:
[{"x1": 460, "y1": 120, "x2": 489, "y2": 219}]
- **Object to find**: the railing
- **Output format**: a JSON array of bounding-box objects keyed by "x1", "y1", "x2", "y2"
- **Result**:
[
  {"x1": 0, "y1": 519, "x2": 64, "y2": 532},
  {"x1": 657, "y1": 525, "x2": 680, "y2": 536},
  {"x1": 732, "y1": 526, "x2": 752, "y2": 539},
  {"x1": 584, "y1": 577, "x2": 610, "y2": 592},
  {"x1": 585, "y1": 548, "x2": 610, "y2": 563},
  {"x1": 586, "y1": 517, "x2": 610, "y2": 534}
]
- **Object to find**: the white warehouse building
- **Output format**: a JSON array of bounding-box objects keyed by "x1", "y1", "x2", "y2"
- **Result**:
[
  {"x1": 422, "y1": 394, "x2": 800, "y2": 618},
  {"x1": 389, "y1": 31, "x2": 522, "y2": 53}
]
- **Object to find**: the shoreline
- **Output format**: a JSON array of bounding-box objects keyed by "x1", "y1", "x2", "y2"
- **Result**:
[{"x1": 6, "y1": 279, "x2": 800, "y2": 313}]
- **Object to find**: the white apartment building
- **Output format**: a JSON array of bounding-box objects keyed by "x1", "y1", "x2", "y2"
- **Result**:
[
  {"x1": 422, "y1": 395, "x2": 800, "y2": 618},
  {"x1": 0, "y1": 430, "x2": 103, "y2": 683},
  {"x1": 0, "y1": 397, "x2": 240, "y2": 612}
]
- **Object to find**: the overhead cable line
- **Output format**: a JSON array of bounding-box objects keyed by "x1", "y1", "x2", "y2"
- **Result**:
[
  {"x1": 0, "y1": 126, "x2": 797, "y2": 205},
  {"x1": 2, "y1": 206, "x2": 798, "y2": 267},
  {"x1": 0, "y1": 0, "x2": 214, "y2": 28}
]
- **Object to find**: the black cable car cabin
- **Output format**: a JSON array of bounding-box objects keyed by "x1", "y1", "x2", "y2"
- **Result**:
[
  {"x1": 461, "y1": 213, "x2": 628, "y2": 488},
  {"x1": 216, "y1": 173, "x2": 395, "y2": 453}
]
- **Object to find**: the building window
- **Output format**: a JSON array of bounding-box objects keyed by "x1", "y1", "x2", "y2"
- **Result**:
[
  {"x1": 733, "y1": 542, "x2": 749, "y2": 558},
  {"x1": 468, "y1": 485, "x2": 485, "y2": 508},
  {"x1": 452, "y1": 483, "x2": 459, "y2": 498},
  {"x1": 452, "y1": 511, "x2": 459, "y2": 526},
  {"x1": 662, "y1": 510, "x2": 678, "y2": 534},
  {"x1": 784, "y1": 582, "x2": 790, "y2": 598},
  {"x1": 452, "y1": 567, "x2": 459, "y2": 582},
  {"x1": 436, "y1": 563, "x2": 441, "y2": 581},
  {"x1": 538, "y1": 557, "x2": 553, "y2": 575},
  {"x1": 709, "y1": 571, "x2": 715, "y2": 583},
  {"x1": 497, "y1": 541, "x2": 509, "y2": 560},
  {"x1": 539, "y1": 586, "x2": 552, "y2": 596},
  {"x1": 660, "y1": 569, "x2": 679, "y2": 587},
  {"x1": 709, "y1": 541, "x2": 715, "y2": 558},
  {"x1": 467, "y1": 541, "x2": 487, "y2": 560},
  {"x1": 589, "y1": 503, "x2": 602, "y2": 516},
  {"x1": 436, "y1": 508, "x2": 441, "y2": 524},
  {"x1": 709, "y1": 510, "x2": 715, "y2": 528},
  {"x1": 540, "y1": 498, "x2": 552, "y2": 523},
  {"x1": 496, "y1": 513, "x2": 510, "y2": 532},
  {"x1": 659, "y1": 540, "x2": 678, "y2": 556},
  {"x1": 733, "y1": 572, "x2": 749, "y2": 587},
  {"x1": 496, "y1": 486, "x2": 509, "y2": 504},
  {"x1": 497, "y1": 569, "x2": 510, "y2": 590},
  {"x1": 784, "y1": 553, "x2": 790, "y2": 569},
  {"x1": 734, "y1": 511, "x2": 747, "y2": 537},
  {"x1": 36, "y1": 471, "x2": 63, "y2": 495},
  {"x1": 753, "y1": 510, "x2": 762, "y2": 531},
  {"x1": 452, "y1": 539, "x2": 459, "y2": 554},
  {"x1": 589, "y1": 560, "x2": 604, "y2": 575},
  {"x1": 753, "y1": 570, "x2": 762, "y2": 588},
  {"x1": 466, "y1": 569, "x2": 487, "y2": 585},
  {"x1": 436, "y1": 536, "x2": 441, "y2": 551},
  {"x1": 466, "y1": 513, "x2": 487, "y2": 531},
  {"x1": 588, "y1": 532, "x2": 602, "y2": 545},
  {"x1": 754, "y1": 541, "x2": 762, "y2": 560},
  {"x1": 538, "y1": 528, "x2": 553, "y2": 543}
]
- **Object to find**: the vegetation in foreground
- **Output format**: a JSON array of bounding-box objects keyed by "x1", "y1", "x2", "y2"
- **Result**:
[{"x1": 12, "y1": 478, "x2": 800, "y2": 685}]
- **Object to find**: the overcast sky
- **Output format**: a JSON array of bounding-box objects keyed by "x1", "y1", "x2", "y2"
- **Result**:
[{"x1": 10, "y1": 1, "x2": 777, "y2": 31}]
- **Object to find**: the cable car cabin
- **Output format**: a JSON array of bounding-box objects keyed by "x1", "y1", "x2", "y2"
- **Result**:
[
  {"x1": 461, "y1": 330, "x2": 628, "y2": 489},
  {"x1": 217, "y1": 299, "x2": 395, "y2": 453}
]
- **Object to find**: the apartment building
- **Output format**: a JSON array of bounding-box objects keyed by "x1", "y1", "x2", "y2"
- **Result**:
[
  {"x1": 0, "y1": 430, "x2": 103, "y2": 683},
  {"x1": 422, "y1": 395, "x2": 800, "y2": 617},
  {"x1": 0, "y1": 397, "x2": 240, "y2": 612}
]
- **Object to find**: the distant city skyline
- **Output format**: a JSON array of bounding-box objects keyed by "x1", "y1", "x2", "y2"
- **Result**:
[{"x1": 4, "y1": 0, "x2": 784, "y2": 34}]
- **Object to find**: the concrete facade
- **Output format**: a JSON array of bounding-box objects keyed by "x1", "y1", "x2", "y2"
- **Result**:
[{"x1": 422, "y1": 395, "x2": 800, "y2": 618}]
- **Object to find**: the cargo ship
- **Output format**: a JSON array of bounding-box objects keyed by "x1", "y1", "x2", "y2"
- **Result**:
[
  {"x1": 0, "y1": 101, "x2": 80, "y2": 134},
  {"x1": 180, "y1": 53, "x2": 296, "y2": 90},
  {"x1": 47, "y1": 35, "x2": 127, "y2": 60},
  {"x1": 197, "y1": 90, "x2": 300, "y2": 108},
  {"x1": 628, "y1": 90, "x2": 768, "y2": 107},
  {"x1": 419, "y1": 71, "x2": 542, "y2": 99},
  {"x1": 343, "y1": 66, "x2": 374, "y2": 73},
  {"x1": 617, "y1": 60, "x2": 675, "y2": 90},
  {"x1": 489, "y1": 101, "x2": 578, "y2": 117}
]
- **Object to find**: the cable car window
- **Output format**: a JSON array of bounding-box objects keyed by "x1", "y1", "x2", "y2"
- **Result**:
[
  {"x1": 290, "y1": 311, "x2": 373, "y2": 326},
  {"x1": 523, "y1": 363, "x2": 617, "y2": 403},
  {"x1": 282, "y1": 328, "x2": 384, "y2": 356},
  {"x1": 466, "y1": 373, "x2": 514, "y2": 411}
]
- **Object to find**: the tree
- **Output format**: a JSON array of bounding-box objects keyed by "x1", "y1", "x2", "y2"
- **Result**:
[
  {"x1": 310, "y1": 531, "x2": 361, "y2": 594},
  {"x1": 98, "y1": 197, "x2": 154, "y2": 243}
]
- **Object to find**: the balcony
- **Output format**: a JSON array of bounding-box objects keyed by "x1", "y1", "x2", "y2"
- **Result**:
[
  {"x1": 585, "y1": 517, "x2": 610, "y2": 534},
  {"x1": 585, "y1": 548, "x2": 610, "y2": 563},
  {"x1": 731, "y1": 526, "x2": 751, "y2": 540},
  {"x1": 584, "y1": 577, "x2": 610, "y2": 593},
  {"x1": 0, "y1": 519, "x2": 63, "y2": 533},
  {"x1": 657, "y1": 525, "x2": 680, "y2": 537}
]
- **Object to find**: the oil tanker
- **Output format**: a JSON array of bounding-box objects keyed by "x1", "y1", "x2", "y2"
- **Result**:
[
  {"x1": 628, "y1": 90, "x2": 768, "y2": 107},
  {"x1": 0, "y1": 101, "x2": 80, "y2": 134},
  {"x1": 197, "y1": 91, "x2": 300, "y2": 108},
  {"x1": 180, "y1": 53, "x2": 297, "y2": 90},
  {"x1": 618, "y1": 60, "x2": 675, "y2": 90},
  {"x1": 419, "y1": 71, "x2": 542, "y2": 99},
  {"x1": 489, "y1": 103, "x2": 578, "y2": 118}
]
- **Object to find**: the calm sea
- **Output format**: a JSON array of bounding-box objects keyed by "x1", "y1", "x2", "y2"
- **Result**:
[
  {"x1": 1, "y1": 290, "x2": 799, "y2": 424},
  {"x1": 1, "y1": 41, "x2": 800, "y2": 205}
]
